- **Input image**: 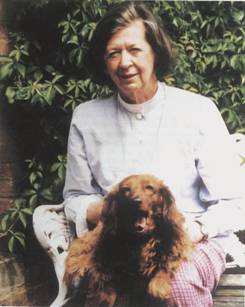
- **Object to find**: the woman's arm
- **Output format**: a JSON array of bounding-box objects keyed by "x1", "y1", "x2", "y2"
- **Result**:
[
  {"x1": 63, "y1": 107, "x2": 103, "y2": 236},
  {"x1": 194, "y1": 99, "x2": 245, "y2": 239}
]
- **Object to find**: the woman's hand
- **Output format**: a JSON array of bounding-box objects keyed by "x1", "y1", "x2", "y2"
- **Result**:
[
  {"x1": 86, "y1": 200, "x2": 104, "y2": 228},
  {"x1": 185, "y1": 220, "x2": 205, "y2": 243}
]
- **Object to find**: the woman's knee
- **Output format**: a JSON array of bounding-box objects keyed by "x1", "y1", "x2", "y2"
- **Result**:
[
  {"x1": 166, "y1": 268, "x2": 212, "y2": 306},
  {"x1": 166, "y1": 242, "x2": 225, "y2": 306}
]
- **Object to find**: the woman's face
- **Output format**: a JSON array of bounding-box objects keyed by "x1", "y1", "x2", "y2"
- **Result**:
[{"x1": 104, "y1": 19, "x2": 158, "y2": 104}]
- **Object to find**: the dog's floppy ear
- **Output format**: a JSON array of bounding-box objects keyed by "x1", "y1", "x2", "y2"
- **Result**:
[
  {"x1": 159, "y1": 184, "x2": 176, "y2": 215},
  {"x1": 101, "y1": 186, "x2": 119, "y2": 234}
]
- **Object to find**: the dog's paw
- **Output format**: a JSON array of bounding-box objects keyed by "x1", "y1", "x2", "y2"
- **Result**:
[{"x1": 148, "y1": 271, "x2": 171, "y2": 300}]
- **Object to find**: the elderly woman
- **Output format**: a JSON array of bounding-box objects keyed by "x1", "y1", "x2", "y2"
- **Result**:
[{"x1": 63, "y1": 2, "x2": 244, "y2": 306}]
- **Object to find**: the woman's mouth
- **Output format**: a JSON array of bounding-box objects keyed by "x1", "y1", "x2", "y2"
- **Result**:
[{"x1": 119, "y1": 73, "x2": 138, "y2": 80}]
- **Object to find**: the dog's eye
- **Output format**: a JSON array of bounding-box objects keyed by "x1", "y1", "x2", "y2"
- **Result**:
[
  {"x1": 145, "y1": 185, "x2": 154, "y2": 192},
  {"x1": 152, "y1": 204, "x2": 163, "y2": 215},
  {"x1": 121, "y1": 187, "x2": 131, "y2": 195}
]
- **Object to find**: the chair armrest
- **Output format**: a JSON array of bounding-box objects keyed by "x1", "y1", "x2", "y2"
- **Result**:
[
  {"x1": 33, "y1": 203, "x2": 74, "y2": 306},
  {"x1": 33, "y1": 203, "x2": 74, "y2": 258}
]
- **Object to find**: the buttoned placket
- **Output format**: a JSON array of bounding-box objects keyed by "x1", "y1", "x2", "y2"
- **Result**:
[
  {"x1": 127, "y1": 112, "x2": 146, "y2": 167},
  {"x1": 134, "y1": 112, "x2": 145, "y2": 146},
  {"x1": 117, "y1": 82, "x2": 166, "y2": 172},
  {"x1": 128, "y1": 109, "x2": 162, "y2": 170}
]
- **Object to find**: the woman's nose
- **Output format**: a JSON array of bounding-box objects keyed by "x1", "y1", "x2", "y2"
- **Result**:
[{"x1": 119, "y1": 50, "x2": 132, "y2": 68}]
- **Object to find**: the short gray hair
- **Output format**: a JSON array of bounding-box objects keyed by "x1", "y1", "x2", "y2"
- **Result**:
[{"x1": 87, "y1": 1, "x2": 173, "y2": 86}]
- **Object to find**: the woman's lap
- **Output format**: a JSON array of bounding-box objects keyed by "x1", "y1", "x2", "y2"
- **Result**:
[{"x1": 166, "y1": 240, "x2": 226, "y2": 307}]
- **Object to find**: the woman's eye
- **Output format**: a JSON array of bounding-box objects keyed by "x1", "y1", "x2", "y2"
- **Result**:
[
  {"x1": 106, "y1": 51, "x2": 120, "y2": 59},
  {"x1": 130, "y1": 48, "x2": 141, "y2": 54}
]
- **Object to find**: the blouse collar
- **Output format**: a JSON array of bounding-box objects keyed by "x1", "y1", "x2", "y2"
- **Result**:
[{"x1": 117, "y1": 81, "x2": 165, "y2": 116}]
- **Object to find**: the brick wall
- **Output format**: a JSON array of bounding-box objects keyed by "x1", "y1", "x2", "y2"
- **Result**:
[
  {"x1": 0, "y1": 115, "x2": 22, "y2": 213},
  {"x1": 0, "y1": 6, "x2": 21, "y2": 213}
]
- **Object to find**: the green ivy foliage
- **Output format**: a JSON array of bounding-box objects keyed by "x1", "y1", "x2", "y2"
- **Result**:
[{"x1": 0, "y1": 0, "x2": 245, "y2": 252}]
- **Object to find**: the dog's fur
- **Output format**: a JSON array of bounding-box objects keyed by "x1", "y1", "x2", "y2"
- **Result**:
[{"x1": 64, "y1": 175, "x2": 193, "y2": 307}]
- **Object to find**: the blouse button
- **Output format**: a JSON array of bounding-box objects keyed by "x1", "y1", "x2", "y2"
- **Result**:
[{"x1": 135, "y1": 113, "x2": 144, "y2": 120}]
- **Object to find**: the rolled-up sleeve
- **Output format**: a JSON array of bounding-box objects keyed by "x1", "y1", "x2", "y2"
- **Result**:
[
  {"x1": 195, "y1": 99, "x2": 245, "y2": 238},
  {"x1": 63, "y1": 107, "x2": 103, "y2": 236}
]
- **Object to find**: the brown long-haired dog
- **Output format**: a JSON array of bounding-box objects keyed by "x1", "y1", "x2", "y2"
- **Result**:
[{"x1": 64, "y1": 175, "x2": 193, "y2": 307}]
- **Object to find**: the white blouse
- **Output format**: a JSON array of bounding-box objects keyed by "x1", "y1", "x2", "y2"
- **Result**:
[{"x1": 63, "y1": 82, "x2": 245, "y2": 253}]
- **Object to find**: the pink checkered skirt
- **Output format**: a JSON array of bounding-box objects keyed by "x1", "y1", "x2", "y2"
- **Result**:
[{"x1": 166, "y1": 240, "x2": 226, "y2": 307}]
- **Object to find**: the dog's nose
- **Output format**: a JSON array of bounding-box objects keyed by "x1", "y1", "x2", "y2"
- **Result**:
[
  {"x1": 132, "y1": 197, "x2": 142, "y2": 204},
  {"x1": 135, "y1": 224, "x2": 144, "y2": 232}
]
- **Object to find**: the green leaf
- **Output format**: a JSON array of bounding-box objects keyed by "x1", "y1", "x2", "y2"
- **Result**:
[
  {"x1": 44, "y1": 86, "x2": 55, "y2": 104},
  {"x1": 0, "y1": 56, "x2": 13, "y2": 64},
  {"x1": 13, "y1": 198, "x2": 26, "y2": 207},
  {"x1": 54, "y1": 84, "x2": 64, "y2": 95},
  {"x1": 45, "y1": 65, "x2": 55, "y2": 74},
  {"x1": 29, "y1": 194, "x2": 38, "y2": 207},
  {"x1": 67, "y1": 35, "x2": 79, "y2": 45},
  {"x1": 52, "y1": 74, "x2": 63, "y2": 83},
  {"x1": 33, "y1": 183, "x2": 41, "y2": 190},
  {"x1": 230, "y1": 55, "x2": 239, "y2": 69},
  {"x1": 15, "y1": 235, "x2": 25, "y2": 248},
  {"x1": 233, "y1": 11, "x2": 244, "y2": 23},
  {"x1": 29, "y1": 172, "x2": 37, "y2": 184},
  {"x1": 21, "y1": 208, "x2": 33, "y2": 215},
  {"x1": 10, "y1": 210, "x2": 18, "y2": 219},
  {"x1": 58, "y1": 165, "x2": 66, "y2": 180},
  {"x1": 33, "y1": 71, "x2": 44, "y2": 82},
  {"x1": 0, "y1": 63, "x2": 13, "y2": 80},
  {"x1": 23, "y1": 189, "x2": 36, "y2": 197},
  {"x1": 15, "y1": 63, "x2": 26, "y2": 78},
  {"x1": 64, "y1": 98, "x2": 73, "y2": 108},
  {"x1": 1, "y1": 214, "x2": 9, "y2": 232},
  {"x1": 50, "y1": 162, "x2": 60, "y2": 173},
  {"x1": 5, "y1": 87, "x2": 16, "y2": 103},
  {"x1": 8, "y1": 236, "x2": 15, "y2": 253},
  {"x1": 19, "y1": 212, "x2": 27, "y2": 228},
  {"x1": 40, "y1": 188, "x2": 53, "y2": 201}
]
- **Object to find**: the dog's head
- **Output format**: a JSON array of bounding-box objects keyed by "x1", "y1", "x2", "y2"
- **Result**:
[{"x1": 101, "y1": 175, "x2": 178, "y2": 237}]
